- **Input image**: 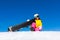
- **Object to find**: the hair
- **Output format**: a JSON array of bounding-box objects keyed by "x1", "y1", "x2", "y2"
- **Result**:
[{"x1": 34, "y1": 17, "x2": 40, "y2": 20}]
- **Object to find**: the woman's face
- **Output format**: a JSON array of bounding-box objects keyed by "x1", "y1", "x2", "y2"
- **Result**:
[{"x1": 36, "y1": 18, "x2": 39, "y2": 20}]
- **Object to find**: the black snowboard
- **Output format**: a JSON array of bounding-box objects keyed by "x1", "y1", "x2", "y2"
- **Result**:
[{"x1": 8, "y1": 19, "x2": 35, "y2": 31}]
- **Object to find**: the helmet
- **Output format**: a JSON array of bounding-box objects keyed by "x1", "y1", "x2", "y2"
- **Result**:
[{"x1": 34, "y1": 13, "x2": 39, "y2": 18}]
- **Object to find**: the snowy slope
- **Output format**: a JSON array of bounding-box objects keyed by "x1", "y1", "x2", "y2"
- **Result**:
[{"x1": 0, "y1": 31, "x2": 60, "y2": 40}]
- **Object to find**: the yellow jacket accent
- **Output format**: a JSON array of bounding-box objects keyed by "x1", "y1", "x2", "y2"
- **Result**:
[{"x1": 35, "y1": 20, "x2": 42, "y2": 28}]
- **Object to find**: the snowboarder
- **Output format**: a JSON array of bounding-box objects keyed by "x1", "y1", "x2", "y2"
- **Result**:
[{"x1": 31, "y1": 14, "x2": 42, "y2": 31}]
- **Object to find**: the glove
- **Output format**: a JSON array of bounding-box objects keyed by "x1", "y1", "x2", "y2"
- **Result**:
[{"x1": 39, "y1": 26, "x2": 42, "y2": 30}]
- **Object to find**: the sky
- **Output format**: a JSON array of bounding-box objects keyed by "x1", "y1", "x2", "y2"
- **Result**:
[{"x1": 0, "y1": 0, "x2": 60, "y2": 32}]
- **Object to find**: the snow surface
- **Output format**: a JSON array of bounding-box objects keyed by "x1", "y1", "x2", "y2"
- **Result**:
[{"x1": 0, "y1": 31, "x2": 60, "y2": 40}]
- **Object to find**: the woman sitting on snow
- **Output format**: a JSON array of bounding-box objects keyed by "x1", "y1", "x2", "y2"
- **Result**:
[{"x1": 31, "y1": 14, "x2": 42, "y2": 31}]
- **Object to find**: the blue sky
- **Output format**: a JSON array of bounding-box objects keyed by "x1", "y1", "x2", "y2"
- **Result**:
[{"x1": 0, "y1": 0, "x2": 60, "y2": 32}]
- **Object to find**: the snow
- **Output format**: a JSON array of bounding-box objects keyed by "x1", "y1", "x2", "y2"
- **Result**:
[{"x1": 0, "y1": 31, "x2": 60, "y2": 40}]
